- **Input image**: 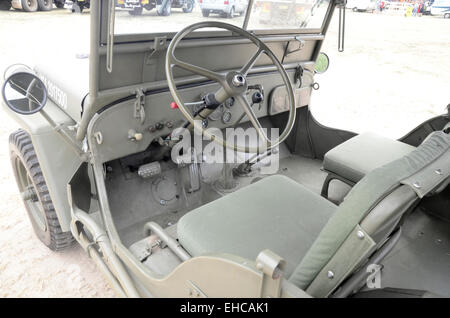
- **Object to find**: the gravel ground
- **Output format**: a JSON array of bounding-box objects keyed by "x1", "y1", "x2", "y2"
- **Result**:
[{"x1": 0, "y1": 8, "x2": 449, "y2": 298}]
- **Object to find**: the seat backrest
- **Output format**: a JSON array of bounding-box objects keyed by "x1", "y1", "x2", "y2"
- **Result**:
[{"x1": 289, "y1": 131, "x2": 450, "y2": 297}]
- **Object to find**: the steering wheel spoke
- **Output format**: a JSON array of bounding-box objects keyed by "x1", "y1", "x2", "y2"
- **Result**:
[
  {"x1": 171, "y1": 56, "x2": 224, "y2": 83},
  {"x1": 235, "y1": 95, "x2": 270, "y2": 147},
  {"x1": 240, "y1": 48, "x2": 264, "y2": 75}
]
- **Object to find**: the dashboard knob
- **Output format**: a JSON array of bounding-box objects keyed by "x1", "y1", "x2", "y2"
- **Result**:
[
  {"x1": 252, "y1": 91, "x2": 263, "y2": 104},
  {"x1": 134, "y1": 133, "x2": 143, "y2": 141},
  {"x1": 128, "y1": 129, "x2": 143, "y2": 142}
]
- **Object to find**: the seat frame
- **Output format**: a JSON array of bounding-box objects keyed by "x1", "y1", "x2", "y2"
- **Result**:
[{"x1": 321, "y1": 169, "x2": 356, "y2": 199}]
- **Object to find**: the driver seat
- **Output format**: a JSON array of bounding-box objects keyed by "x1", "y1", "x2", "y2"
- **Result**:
[{"x1": 177, "y1": 132, "x2": 450, "y2": 297}]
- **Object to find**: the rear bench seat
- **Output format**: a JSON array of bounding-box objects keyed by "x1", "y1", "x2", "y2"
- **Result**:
[{"x1": 321, "y1": 132, "x2": 415, "y2": 198}]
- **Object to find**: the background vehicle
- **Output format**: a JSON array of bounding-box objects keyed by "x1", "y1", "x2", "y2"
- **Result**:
[
  {"x1": 0, "y1": 0, "x2": 65, "y2": 11},
  {"x1": 345, "y1": 0, "x2": 377, "y2": 12},
  {"x1": 430, "y1": 0, "x2": 450, "y2": 18},
  {"x1": 199, "y1": 0, "x2": 248, "y2": 18},
  {"x1": 116, "y1": 0, "x2": 195, "y2": 16},
  {"x1": 253, "y1": 0, "x2": 317, "y2": 26}
]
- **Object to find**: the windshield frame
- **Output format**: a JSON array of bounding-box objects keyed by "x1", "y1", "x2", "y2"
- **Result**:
[{"x1": 99, "y1": 0, "x2": 334, "y2": 45}]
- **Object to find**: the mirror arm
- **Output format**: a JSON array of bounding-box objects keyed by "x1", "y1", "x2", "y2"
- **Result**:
[{"x1": 40, "y1": 110, "x2": 89, "y2": 161}]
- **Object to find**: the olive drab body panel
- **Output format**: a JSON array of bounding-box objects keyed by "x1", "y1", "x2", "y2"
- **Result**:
[{"x1": 2, "y1": 0, "x2": 449, "y2": 298}]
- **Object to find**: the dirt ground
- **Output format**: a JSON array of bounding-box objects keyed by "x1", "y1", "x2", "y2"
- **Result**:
[{"x1": 0, "y1": 8, "x2": 449, "y2": 297}]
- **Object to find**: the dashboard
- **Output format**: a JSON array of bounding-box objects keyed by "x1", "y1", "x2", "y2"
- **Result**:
[{"x1": 87, "y1": 67, "x2": 314, "y2": 164}]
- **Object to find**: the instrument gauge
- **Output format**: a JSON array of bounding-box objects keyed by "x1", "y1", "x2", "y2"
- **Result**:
[{"x1": 222, "y1": 111, "x2": 232, "y2": 124}]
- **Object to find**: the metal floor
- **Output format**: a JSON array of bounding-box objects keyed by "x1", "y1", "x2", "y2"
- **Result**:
[
  {"x1": 105, "y1": 152, "x2": 349, "y2": 247},
  {"x1": 379, "y1": 208, "x2": 450, "y2": 297},
  {"x1": 105, "y1": 150, "x2": 449, "y2": 297}
]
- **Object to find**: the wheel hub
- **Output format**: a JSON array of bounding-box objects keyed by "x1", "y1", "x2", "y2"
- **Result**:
[{"x1": 21, "y1": 185, "x2": 38, "y2": 202}]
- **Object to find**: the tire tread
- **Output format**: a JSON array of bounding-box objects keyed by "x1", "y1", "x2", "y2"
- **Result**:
[{"x1": 9, "y1": 129, "x2": 74, "y2": 251}]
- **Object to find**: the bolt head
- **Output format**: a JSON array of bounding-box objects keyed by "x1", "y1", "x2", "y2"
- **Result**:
[
  {"x1": 327, "y1": 271, "x2": 334, "y2": 279},
  {"x1": 357, "y1": 230, "x2": 365, "y2": 239}
]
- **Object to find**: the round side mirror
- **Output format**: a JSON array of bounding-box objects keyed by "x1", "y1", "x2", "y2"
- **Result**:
[
  {"x1": 314, "y1": 52, "x2": 330, "y2": 74},
  {"x1": 2, "y1": 72, "x2": 47, "y2": 115}
]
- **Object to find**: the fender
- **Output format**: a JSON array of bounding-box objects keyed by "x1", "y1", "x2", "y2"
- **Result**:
[{"x1": 2, "y1": 99, "x2": 83, "y2": 231}]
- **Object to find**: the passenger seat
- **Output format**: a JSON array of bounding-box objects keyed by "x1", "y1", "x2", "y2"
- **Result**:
[{"x1": 321, "y1": 132, "x2": 415, "y2": 198}]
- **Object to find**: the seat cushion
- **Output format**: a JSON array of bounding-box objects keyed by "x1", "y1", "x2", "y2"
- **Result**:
[
  {"x1": 291, "y1": 131, "x2": 450, "y2": 291},
  {"x1": 323, "y1": 132, "x2": 415, "y2": 183},
  {"x1": 177, "y1": 175, "x2": 337, "y2": 277}
]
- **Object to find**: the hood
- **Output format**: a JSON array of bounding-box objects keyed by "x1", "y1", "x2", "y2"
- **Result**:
[{"x1": 34, "y1": 56, "x2": 89, "y2": 123}]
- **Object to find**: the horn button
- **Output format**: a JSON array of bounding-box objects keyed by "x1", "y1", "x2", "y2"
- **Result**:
[{"x1": 232, "y1": 74, "x2": 245, "y2": 87}]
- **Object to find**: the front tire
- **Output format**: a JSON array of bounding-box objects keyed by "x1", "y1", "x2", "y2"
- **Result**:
[
  {"x1": 0, "y1": 0, "x2": 12, "y2": 10},
  {"x1": 444, "y1": 13, "x2": 450, "y2": 19},
  {"x1": 352, "y1": 7, "x2": 358, "y2": 12},
  {"x1": 9, "y1": 130, "x2": 74, "y2": 251},
  {"x1": 37, "y1": 0, "x2": 53, "y2": 11},
  {"x1": 22, "y1": 0, "x2": 38, "y2": 12}
]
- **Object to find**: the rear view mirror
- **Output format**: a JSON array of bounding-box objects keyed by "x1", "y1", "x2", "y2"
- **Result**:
[
  {"x1": 314, "y1": 52, "x2": 330, "y2": 74},
  {"x1": 2, "y1": 72, "x2": 47, "y2": 115}
]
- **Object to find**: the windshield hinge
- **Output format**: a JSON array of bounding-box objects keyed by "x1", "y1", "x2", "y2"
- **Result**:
[
  {"x1": 134, "y1": 89, "x2": 146, "y2": 125},
  {"x1": 145, "y1": 36, "x2": 167, "y2": 64}
]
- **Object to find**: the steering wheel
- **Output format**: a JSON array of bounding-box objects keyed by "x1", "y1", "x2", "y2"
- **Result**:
[{"x1": 165, "y1": 21, "x2": 296, "y2": 153}]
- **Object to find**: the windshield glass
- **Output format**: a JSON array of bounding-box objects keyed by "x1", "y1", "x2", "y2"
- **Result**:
[{"x1": 114, "y1": 0, "x2": 331, "y2": 35}]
